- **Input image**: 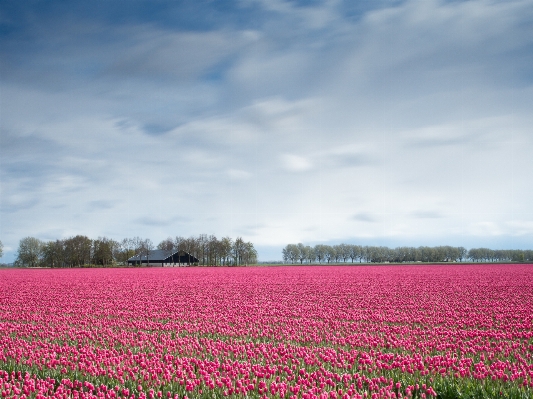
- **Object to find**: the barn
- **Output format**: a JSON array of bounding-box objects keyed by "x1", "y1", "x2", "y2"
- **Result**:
[{"x1": 127, "y1": 249, "x2": 199, "y2": 267}]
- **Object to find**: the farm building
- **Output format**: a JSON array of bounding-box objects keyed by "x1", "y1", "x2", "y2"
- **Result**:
[{"x1": 128, "y1": 249, "x2": 199, "y2": 267}]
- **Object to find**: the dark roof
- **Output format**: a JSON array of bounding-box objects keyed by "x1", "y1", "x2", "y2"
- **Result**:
[{"x1": 128, "y1": 249, "x2": 176, "y2": 262}]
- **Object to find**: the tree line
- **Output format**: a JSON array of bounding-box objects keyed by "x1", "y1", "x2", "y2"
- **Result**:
[
  {"x1": 282, "y1": 243, "x2": 533, "y2": 264},
  {"x1": 12, "y1": 234, "x2": 257, "y2": 268}
]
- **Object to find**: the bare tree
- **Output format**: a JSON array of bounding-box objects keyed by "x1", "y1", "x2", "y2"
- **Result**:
[
  {"x1": 174, "y1": 236, "x2": 185, "y2": 251},
  {"x1": 157, "y1": 237, "x2": 175, "y2": 251},
  {"x1": 207, "y1": 235, "x2": 219, "y2": 265},
  {"x1": 130, "y1": 237, "x2": 144, "y2": 266},
  {"x1": 173, "y1": 236, "x2": 186, "y2": 265},
  {"x1": 110, "y1": 239, "x2": 122, "y2": 264},
  {"x1": 119, "y1": 238, "x2": 135, "y2": 264},
  {"x1": 196, "y1": 234, "x2": 208, "y2": 265},
  {"x1": 183, "y1": 237, "x2": 197, "y2": 265},
  {"x1": 139, "y1": 238, "x2": 154, "y2": 266}
]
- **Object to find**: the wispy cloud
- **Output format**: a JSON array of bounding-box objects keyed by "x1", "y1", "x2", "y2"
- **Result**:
[
  {"x1": 281, "y1": 154, "x2": 313, "y2": 172},
  {"x1": 135, "y1": 216, "x2": 191, "y2": 227},
  {"x1": 411, "y1": 211, "x2": 443, "y2": 220},
  {"x1": 352, "y1": 213, "x2": 378, "y2": 223},
  {"x1": 1, "y1": 0, "x2": 532, "y2": 261},
  {"x1": 87, "y1": 200, "x2": 117, "y2": 211}
]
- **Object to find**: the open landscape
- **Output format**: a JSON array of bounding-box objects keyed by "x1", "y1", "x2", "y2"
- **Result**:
[
  {"x1": 1, "y1": 264, "x2": 532, "y2": 399},
  {"x1": 2, "y1": 2, "x2": 532, "y2": 398}
]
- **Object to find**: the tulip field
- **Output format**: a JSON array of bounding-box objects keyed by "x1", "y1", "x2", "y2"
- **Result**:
[{"x1": 1, "y1": 265, "x2": 532, "y2": 399}]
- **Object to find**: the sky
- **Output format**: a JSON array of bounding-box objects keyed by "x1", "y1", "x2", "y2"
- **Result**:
[{"x1": 1, "y1": 0, "x2": 532, "y2": 262}]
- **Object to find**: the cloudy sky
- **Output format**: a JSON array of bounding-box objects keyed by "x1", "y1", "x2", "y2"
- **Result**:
[{"x1": 1, "y1": 0, "x2": 532, "y2": 262}]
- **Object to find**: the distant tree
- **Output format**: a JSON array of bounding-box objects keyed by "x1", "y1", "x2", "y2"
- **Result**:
[
  {"x1": 289, "y1": 244, "x2": 300, "y2": 264},
  {"x1": 63, "y1": 235, "x2": 92, "y2": 267},
  {"x1": 408, "y1": 247, "x2": 418, "y2": 262},
  {"x1": 219, "y1": 237, "x2": 233, "y2": 266},
  {"x1": 468, "y1": 248, "x2": 481, "y2": 262},
  {"x1": 15, "y1": 237, "x2": 44, "y2": 267},
  {"x1": 457, "y1": 247, "x2": 467, "y2": 262},
  {"x1": 0, "y1": 240, "x2": 3, "y2": 258},
  {"x1": 117, "y1": 238, "x2": 135, "y2": 264},
  {"x1": 139, "y1": 238, "x2": 154, "y2": 266},
  {"x1": 282, "y1": 245, "x2": 290, "y2": 263},
  {"x1": 206, "y1": 235, "x2": 219, "y2": 266},
  {"x1": 361, "y1": 246, "x2": 368, "y2": 262},
  {"x1": 383, "y1": 246, "x2": 392, "y2": 262},
  {"x1": 337, "y1": 243, "x2": 350, "y2": 262},
  {"x1": 111, "y1": 239, "x2": 122, "y2": 264},
  {"x1": 196, "y1": 234, "x2": 219, "y2": 265},
  {"x1": 331, "y1": 245, "x2": 341, "y2": 262},
  {"x1": 314, "y1": 245, "x2": 327, "y2": 263},
  {"x1": 359, "y1": 246, "x2": 368, "y2": 262},
  {"x1": 417, "y1": 246, "x2": 432, "y2": 262},
  {"x1": 431, "y1": 246, "x2": 441, "y2": 262},
  {"x1": 348, "y1": 245, "x2": 360, "y2": 263},
  {"x1": 432, "y1": 246, "x2": 445, "y2": 262},
  {"x1": 282, "y1": 244, "x2": 299, "y2": 264},
  {"x1": 366, "y1": 246, "x2": 388, "y2": 263},
  {"x1": 365, "y1": 246, "x2": 376, "y2": 262},
  {"x1": 512, "y1": 250, "x2": 525, "y2": 262},
  {"x1": 145, "y1": 238, "x2": 154, "y2": 265},
  {"x1": 41, "y1": 240, "x2": 64, "y2": 268},
  {"x1": 447, "y1": 246, "x2": 460, "y2": 262},
  {"x1": 130, "y1": 237, "x2": 144, "y2": 266},
  {"x1": 233, "y1": 237, "x2": 247, "y2": 266},
  {"x1": 92, "y1": 237, "x2": 118, "y2": 266},
  {"x1": 281, "y1": 242, "x2": 533, "y2": 265},
  {"x1": 182, "y1": 237, "x2": 197, "y2": 265},
  {"x1": 174, "y1": 236, "x2": 185, "y2": 252},
  {"x1": 241, "y1": 242, "x2": 257, "y2": 265},
  {"x1": 396, "y1": 247, "x2": 406, "y2": 262},
  {"x1": 325, "y1": 246, "x2": 335, "y2": 263},
  {"x1": 297, "y1": 243, "x2": 308, "y2": 264},
  {"x1": 157, "y1": 237, "x2": 175, "y2": 251},
  {"x1": 197, "y1": 234, "x2": 208, "y2": 265},
  {"x1": 305, "y1": 245, "x2": 316, "y2": 263}
]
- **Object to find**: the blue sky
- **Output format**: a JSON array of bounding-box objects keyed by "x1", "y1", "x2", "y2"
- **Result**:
[{"x1": 1, "y1": 0, "x2": 532, "y2": 262}]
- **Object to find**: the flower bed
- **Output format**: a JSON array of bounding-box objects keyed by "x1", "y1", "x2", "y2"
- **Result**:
[{"x1": 1, "y1": 265, "x2": 532, "y2": 398}]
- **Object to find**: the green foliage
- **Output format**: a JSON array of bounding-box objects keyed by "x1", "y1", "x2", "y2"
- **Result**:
[
  {"x1": 15, "y1": 237, "x2": 44, "y2": 267},
  {"x1": 282, "y1": 243, "x2": 533, "y2": 264}
]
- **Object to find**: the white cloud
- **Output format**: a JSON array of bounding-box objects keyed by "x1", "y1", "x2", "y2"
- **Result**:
[
  {"x1": 227, "y1": 169, "x2": 252, "y2": 180},
  {"x1": 281, "y1": 154, "x2": 313, "y2": 172},
  {"x1": 1, "y1": 0, "x2": 532, "y2": 261}
]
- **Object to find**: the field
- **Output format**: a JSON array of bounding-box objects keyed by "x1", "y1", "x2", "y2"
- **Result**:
[{"x1": 1, "y1": 265, "x2": 532, "y2": 399}]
